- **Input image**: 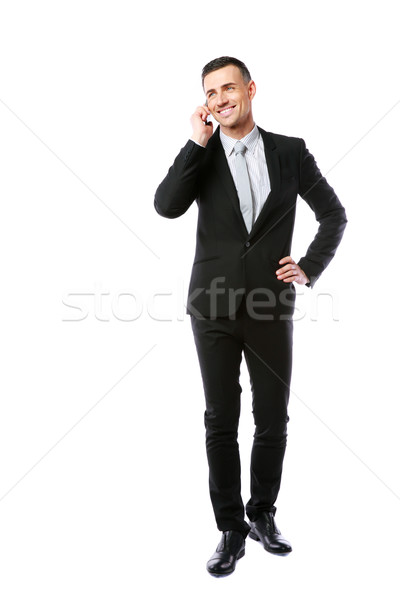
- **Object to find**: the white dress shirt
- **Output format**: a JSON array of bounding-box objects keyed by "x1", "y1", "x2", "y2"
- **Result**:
[{"x1": 219, "y1": 124, "x2": 271, "y2": 226}]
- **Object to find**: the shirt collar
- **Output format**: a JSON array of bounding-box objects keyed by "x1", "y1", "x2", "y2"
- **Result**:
[{"x1": 219, "y1": 124, "x2": 260, "y2": 157}]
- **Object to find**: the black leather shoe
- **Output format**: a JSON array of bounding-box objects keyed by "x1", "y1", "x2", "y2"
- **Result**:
[
  {"x1": 249, "y1": 511, "x2": 292, "y2": 554},
  {"x1": 206, "y1": 530, "x2": 245, "y2": 576}
]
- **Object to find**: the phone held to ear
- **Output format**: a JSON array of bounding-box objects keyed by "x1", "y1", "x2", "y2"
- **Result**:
[{"x1": 204, "y1": 101, "x2": 212, "y2": 126}]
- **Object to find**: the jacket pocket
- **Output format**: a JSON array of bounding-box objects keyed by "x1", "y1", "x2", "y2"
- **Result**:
[{"x1": 193, "y1": 255, "x2": 220, "y2": 265}]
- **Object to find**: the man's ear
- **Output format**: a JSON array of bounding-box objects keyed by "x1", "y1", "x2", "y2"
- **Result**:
[{"x1": 248, "y1": 80, "x2": 256, "y2": 101}]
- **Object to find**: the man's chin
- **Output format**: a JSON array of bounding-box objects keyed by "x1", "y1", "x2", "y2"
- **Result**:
[{"x1": 214, "y1": 116, "x2": 237, "y2": 128}]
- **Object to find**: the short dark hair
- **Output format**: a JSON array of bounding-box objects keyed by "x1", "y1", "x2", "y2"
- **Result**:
[{"x1": 201, "y1": 56, "x2": 252, "y2": 88}]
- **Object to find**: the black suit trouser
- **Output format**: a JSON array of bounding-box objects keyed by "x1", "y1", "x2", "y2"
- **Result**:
[{"x1": 190, "y1": 295, "x2": 293, "y2": 536}]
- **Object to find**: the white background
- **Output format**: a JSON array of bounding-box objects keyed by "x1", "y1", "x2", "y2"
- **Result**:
[{"x1": 0, "y1": 0, "x2": 399, "y2": 598}]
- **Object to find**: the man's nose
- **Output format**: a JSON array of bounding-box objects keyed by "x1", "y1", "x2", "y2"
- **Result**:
[{"x1": 216, "y1": 91, "x2": 228, "y2": 106}]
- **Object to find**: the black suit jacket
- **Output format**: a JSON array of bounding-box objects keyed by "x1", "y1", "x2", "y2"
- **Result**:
[{"x1": 154, "y1": 126, "x2": 347, "y2": 319}]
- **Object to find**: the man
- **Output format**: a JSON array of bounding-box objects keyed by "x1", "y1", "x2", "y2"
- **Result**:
[{"x1": 154, "y1": 56, "x2": 347, "y2": 576}]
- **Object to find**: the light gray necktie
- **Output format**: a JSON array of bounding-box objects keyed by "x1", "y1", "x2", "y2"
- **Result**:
[{"x1": 234, "y1": 141, "x2": 253, "y2": 233}]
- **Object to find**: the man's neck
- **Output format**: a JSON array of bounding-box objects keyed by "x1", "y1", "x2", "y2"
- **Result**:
[{"x1": 220, "y1": 118, "x2": 255, "y2": 140}]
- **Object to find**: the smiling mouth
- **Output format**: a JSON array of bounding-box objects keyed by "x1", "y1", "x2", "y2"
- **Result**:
[{"x1": 218, "y1": 105, "x2": 236, "y2": 116}]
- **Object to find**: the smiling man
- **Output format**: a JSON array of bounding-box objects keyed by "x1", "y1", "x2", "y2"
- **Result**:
[
  {"x1": 199, "y1": 63, "x2": 256, "y2": 142},
  {"x1": 154, "y1": 56, "x2": 347, "y2": 577}
]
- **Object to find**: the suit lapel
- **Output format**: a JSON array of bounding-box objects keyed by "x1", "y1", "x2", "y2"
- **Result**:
[
  {"x1": 207, "y1": 126, "x2": 283, "y2": 240},
  {"x1": 249, "y1": 128, "x2": 281, "y2": 239},
  {"x1": 208, "y1": 128, "x2": 249, "y2": 237}
]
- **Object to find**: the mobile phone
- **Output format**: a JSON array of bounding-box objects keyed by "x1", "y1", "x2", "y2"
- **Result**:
[{"x1": 204, "y1": 100, "x2": 211, "y2": 125}]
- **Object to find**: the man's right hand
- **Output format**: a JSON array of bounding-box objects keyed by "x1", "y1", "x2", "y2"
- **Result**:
[{"x1": 190, "y1": 105, "x2": 213, "y2": 147}]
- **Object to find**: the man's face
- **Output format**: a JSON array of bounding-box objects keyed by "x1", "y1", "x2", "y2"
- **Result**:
[{"x1": 203, "y1": 65, "x2": 256, "y2": 135}]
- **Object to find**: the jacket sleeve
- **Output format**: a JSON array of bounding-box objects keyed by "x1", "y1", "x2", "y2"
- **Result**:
[
  {"x1": 154, "y1": 140, "x2": 206, "y2": 219},
  {"x1": 297, "y1": 139, "x2": 347, "y2": 287}
]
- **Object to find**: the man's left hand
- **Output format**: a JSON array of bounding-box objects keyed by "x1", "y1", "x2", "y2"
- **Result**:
[{"x1": 276, "y1": 256, "x2": 310, "y2": 285}]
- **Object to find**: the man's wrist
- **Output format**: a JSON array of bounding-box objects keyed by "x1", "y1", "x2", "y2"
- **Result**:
[
  {"x1": 190, "y1": 138, "x2": 206, "y2": 148},
  {"x1": 190, "y1": 131, "x2": 211, "y2": 147}
]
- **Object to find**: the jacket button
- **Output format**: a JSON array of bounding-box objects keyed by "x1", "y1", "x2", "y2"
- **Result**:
[{"x1": 245, "y1": 241, "x2": 251, "y2": 247}]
